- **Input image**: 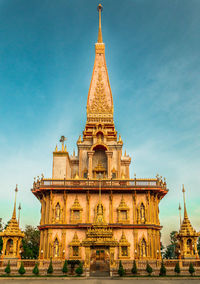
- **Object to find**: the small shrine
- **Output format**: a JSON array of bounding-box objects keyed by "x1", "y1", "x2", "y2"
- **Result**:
[
  {"x1": 0, "y1": 186, "x2": 24, "y2": 259},
  {"x1": 176, "y1": 185, "x2": 199, "y2": 259}
]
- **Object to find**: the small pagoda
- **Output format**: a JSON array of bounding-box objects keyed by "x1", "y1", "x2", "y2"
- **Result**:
[
  {"x1": 0, "y1": 185, "x2": 24, "y2": 259},
  {"x1": 176, "y1": 185, "x2": 199, "y2": 259}
]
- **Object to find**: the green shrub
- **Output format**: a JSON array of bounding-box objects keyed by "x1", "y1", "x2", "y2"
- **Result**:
[
  {"x1": 62, "y1": 260, "x2": 68, "y2": 274},
  {"x1": 5, "y1": 261, "x2": 11, "y2": 275},
  {"x1": 18, "y1": 262, "x2": 26, "y2": 275},
  {"x1": 47, "y1": 259, "x2": 53, "y2": 274},
  {"x1": 32, "y1": 263, "x2": 39, "y2": 275},
  {"x1": 159, "y1": 260, "x2": 166, "y2": 276},
  {"x1": 118, "y1": 260, "x2": 125, "y2": 277},
  {"x1": 131, "y1": 260, "x2": 137, "y2": 275},
  {"x1": 75, "y1": 262, "x2": 83, "y2": 276},
  {"x1": 174, "y1": 262, "x2": 180, "y2": 275},
  {"x1": 146, "y1": 262, "x2": 153, "y2": 276},
  {"x1": 189, "y1": 262, "x2": 195, "y2": 276}
]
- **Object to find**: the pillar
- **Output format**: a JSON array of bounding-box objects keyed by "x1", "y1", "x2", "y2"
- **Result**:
[
  {"x1": 106, "y1": 151, "x2": 113, "y2": 179},
  {"x1": 88, "y1": 151, "x2": 94, "y2": 179}
]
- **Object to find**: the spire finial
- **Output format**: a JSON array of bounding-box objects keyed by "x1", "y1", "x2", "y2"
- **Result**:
[
  {"x1": 182, "y1": 184, "x2": 188, "y2": 219},
  {"x1": 97, "y1": 4, "x2": 103, "y2": 43},
  {"x1": 178, "y1": 203, "x2": 182, "y2": 227},
  {"x1": 18, "y1": 203, "x2": 21, "y2": 225},
  {"x1": 12, "y1": 184, "x2": 18, "y2": 219}
]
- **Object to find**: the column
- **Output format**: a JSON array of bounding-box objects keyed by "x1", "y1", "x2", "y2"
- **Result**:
[
  {"x1": 117, "y1": 148, "x2": 122, "y2": 178},
  {"x1": 106, "y1": 151, "x2": 113, "y2": 179},
  {"x1": 109, "y1": 193, "x2": 113, "y2": 223},
  {"x1": 63, "y1": 191, "x2": 67, "y2": 223},
  {"x1": 39, "y1": 230, "x2": 44, "y2": 259},
  {"x1": 88, "y1": 151, "x2": 94, "y2": 179},
  {"x1": 86, "y1": 192, "x2": 90, "y2": 223},
  {"x1": 133, "y1": 192, "x2": 136, "y2": 223}
]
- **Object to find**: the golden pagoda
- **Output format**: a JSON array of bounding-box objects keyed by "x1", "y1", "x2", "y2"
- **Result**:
[
  {"x1": 32, "y1": 4, "x2": 168, "y2": 274},
  {"x1": 0, "y1": 186, "x2": 24, "y2": 259},
  {"x1": 176, "y1": 185, "x2": 199, "y2": 259}
]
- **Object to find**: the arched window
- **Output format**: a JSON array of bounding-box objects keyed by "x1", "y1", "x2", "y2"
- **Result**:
[{"x1": 53, "y1": 238, "x2": 59, "y2": 258}]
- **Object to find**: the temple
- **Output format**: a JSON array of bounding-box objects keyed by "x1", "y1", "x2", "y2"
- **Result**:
[
  {"x1": 32, "y1": 4, "x2": 168, "y2": 274},
  {"x1": 0, "y1": 186, "x2": 24, "y2": 260},
  {"x1": 176, "y1": 185, "x2": 199, "y2": 259}
]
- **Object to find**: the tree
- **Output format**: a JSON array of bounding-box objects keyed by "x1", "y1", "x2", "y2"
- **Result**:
[
  {"x1": 189, "y1": 262, "x2": 195, "y2": 276},
  {"x1": 5, "y1": 261, "x2": 11, "y2": 275},
  {"x1": 21, "y1": 225, "x2": 40, "y2": 259},
  {"x1": 18, "y1": 262, "x2": 26, "y2": 275},
  {"x1": 0, "y1": 218, "x2": 3, "y2": 253},
  {"x1": 174, "y1": 262, "x2": 180, "y2": 275},
  {"x1": 164, "y1": 231, "x2": 178, "y2": 259},
  {"x1": 47, "y1": 259, "x2": 53, "y2": 274},
  {"x1": 159, "y1": 260, "x2": 166, "y2": 276},
  {"x1": 146, "y1": 262, "x2": 153, "y2": 276},
  {"x1": 131, "y1": 260, "x2": 137, "y2": 275},
  {"x1": 62, "y1": 260, "x2": 68, "y2": 274},
  {"x1": 33, "y1": 263, "x2": 39, "y2": 275},
  {"x1": 118, "y1": 260, "x2": 125, "y2": 277},
  {"x1": 75, "y1": 262, "x2": 83, "y2": 276}
]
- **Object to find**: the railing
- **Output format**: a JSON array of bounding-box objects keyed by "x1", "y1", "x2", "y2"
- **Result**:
[{"x1": 32, "y1": 178, "x2": 167, "y2": 191}]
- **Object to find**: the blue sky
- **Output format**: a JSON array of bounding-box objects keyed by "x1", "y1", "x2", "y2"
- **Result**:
[{"x1": 0, "y1": 0, "x2": 200, "y2": 245}]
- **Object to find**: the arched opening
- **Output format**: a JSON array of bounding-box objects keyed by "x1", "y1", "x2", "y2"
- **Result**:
[
  {"x1": 141, "y1": 238, "x2": 147, "y2": 257},
  {"x1": 187, "y1": 239, "x2": 192, "y2": 254},
  {"x1": 6, "y1": 239, "x2": 13, "y2": 255},
  {"x1": 140, "y1": 203, "x2": 146, "y2": 223},
  {"x1": 55, "y1": 203, "x2": 61, "y2": 221},
  {"x1": 53, "y1": 238, "x2": 59, "y2": 258},
  {"x1": 92, "y1": 145, "x2": 107, "y2": 179}
]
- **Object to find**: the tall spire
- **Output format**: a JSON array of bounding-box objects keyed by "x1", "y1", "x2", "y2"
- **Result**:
[
  {"x1": 12, "y1": 184, "x2": 18, "y2": 219},
  {"x1": 97, "y1": 4, "x2": 103, "y2": 43},
  {"x1": 86, "y1": 4, "x2": 114, "y2": 125},
  {"x1": 182, "y1": 184, "x2": 188, "y2": 219}
]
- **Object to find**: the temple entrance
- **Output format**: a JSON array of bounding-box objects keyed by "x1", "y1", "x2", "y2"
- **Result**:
[{"x1": 90, "y1": 247, "x2": 110, "y2": 276}]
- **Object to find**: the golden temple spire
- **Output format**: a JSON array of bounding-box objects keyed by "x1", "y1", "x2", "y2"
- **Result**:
[
  {"x1": 97, "y1": 4, "x2": 103, "y2": 43},
  {"x1": 182, "y1": 184, "x2": 188, "y2": 219},
  {"x1": 12, "y1": 185, "x2": 18, "y2": 219}
]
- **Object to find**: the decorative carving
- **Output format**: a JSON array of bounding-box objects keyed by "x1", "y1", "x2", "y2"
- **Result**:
[
  {"x1": 119, "y1": 231, "x2": 130, "y2": 259},
  {"x1": 70, "y1": 196, "x2": 83, "y2": 224},
  {"x1": 88, "y1": 70, "x2": 112, "y2": 115},
  {"x1": 69, "y1": 232, "x2": 81, "y2": 259},
  {"x1": 117, "y1": 196, "x2": 130, "y2": 224}
]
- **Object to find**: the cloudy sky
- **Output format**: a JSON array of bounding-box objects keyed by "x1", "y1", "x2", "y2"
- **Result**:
[{"x1": 0, "y1": 0, "x2": 199, "y2": 245}]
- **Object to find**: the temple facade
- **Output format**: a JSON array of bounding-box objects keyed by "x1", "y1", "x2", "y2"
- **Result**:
[{"x1": 32, "y1": 4, "x2": 168, "y2": 273}]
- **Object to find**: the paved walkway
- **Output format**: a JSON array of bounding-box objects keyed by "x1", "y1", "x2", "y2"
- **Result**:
[{"x1": 1, "y1": 279, "x2": 200, "y2": 284}]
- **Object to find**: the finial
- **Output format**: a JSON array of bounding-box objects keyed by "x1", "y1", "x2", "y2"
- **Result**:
[
  {"x1": 18, "y1": 203, "x2": 21, "y2": 225},
  {"x1": 97, "y1": 4, "x2": 103, "y2": 43},
  {"x1": 182, "y1": 184, "x2": 188, "y2": 219},
  {"x1": 12, "y1": 185, "x2": 18, "y2": 219},
  {"x1": 55, "y1": 145, "x2": 58, "y2": 152},
  {"x1": 124, "y1": 150, "x2": 127, "y2": 156},
  {"x1": 178, "y1": 203, "x2": 182, "y2": 227},
  {"x1": 73, "y1": 149, "x2": 75, "y2": 156},
  {"x1": 77, "y1": 135, "x2": 82, "y2": 143},
  {"x1": 64, "y1": 145, "x2": 67, "y2": 152}
]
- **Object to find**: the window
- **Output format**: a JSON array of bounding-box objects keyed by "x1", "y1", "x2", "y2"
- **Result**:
[
  {"x1": 83, "y1": 172, "x2": 88, "y2": 179},
  {"x1": 73, "y1": 246, "x2": 79, "y2": 256},
  {"x1": 121, "y1": 246, "x2": 128, "y2": 256},
  {"x1": 73, "y1": 210, "x2": 80, "y2": 220},
  {"x1": 112, "y1": 172, "x2": 116, "y2": 179},
  {"x1": 120, "y1": 210, "x2": 127, "y2": 221}
]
